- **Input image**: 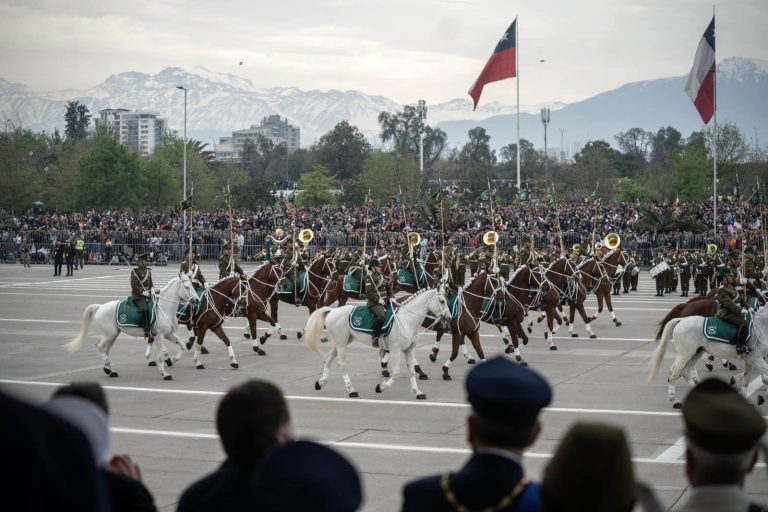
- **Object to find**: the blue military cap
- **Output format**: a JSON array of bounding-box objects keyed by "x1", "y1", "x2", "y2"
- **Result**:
[
  {"x1": 252, "y1": 440, "x2": 362, "y2": 512},
  {"x1": 466, "y1": 356, "x2": 552, "y2": 426}
]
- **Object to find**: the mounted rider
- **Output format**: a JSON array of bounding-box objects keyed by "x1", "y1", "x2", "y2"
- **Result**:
[
  {"x1": 131, "y1": 252, "x2": 156, "y2": 338},
  {"x1": 715, "y1": 267, "x2": 751, "y2": 355},
  {"x1": 365, "y1": 258, "x2": 393, "y2": 349},
  {"x1": 477, "y1": 246, "x2": 496, "y2": 274},
  {"x1": 180, "y1": 247, "x2": 206, "y2": 327},
  {"x1": 281, "y1": 240, "x2": 307, "y2": 293},
  {"x1": 219, "y1": 243, "x2": 244, "y2": 280}
]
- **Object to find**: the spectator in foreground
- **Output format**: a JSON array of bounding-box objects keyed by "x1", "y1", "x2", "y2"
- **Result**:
[
  {"x1": 541, "y1": 422, "x2": 663, "y2": 512},
  {"x1": 251, "y1": 440, "x2": 362, "y2": 512},
  {"x1": 401, "y1": 355, "x2": 552, "y2": 511},
  {"x1": 49, "y1": 382, "x2": 157, "y2": 512},
  {"x1": 177, "y1": 379, "x2": 294, "y2": 512},
  {"x1": 674, "y1": 379, "x2": 766, "y2": 511}
]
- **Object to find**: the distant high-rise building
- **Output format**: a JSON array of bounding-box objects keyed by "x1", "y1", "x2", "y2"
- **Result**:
[
  {"x1": 97, "y1": 109, "x2": 167, "y2": 156},
  {"x1": 215, "y1": 115, "x2": 300, "y2": 163}
]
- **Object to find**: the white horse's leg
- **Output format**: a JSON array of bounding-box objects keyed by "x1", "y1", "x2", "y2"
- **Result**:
[
  {"x1": 336, "y1": 340, "x2": 358, "y2": 397},
  {"x1": 152, "y1": 336, "x2": 172, "y2": 380},
  {"x1": 166, "y1": 332, "x2": 186, "y2": 364},
  {"x1": 97, "y1": 334, "x2": 119, "y2": 377},
  {"x1": 461, "y1": 343, "x2": 476, "y2": 364},
  {"x1": 315, "y1": 346, "x2": 338, "y2": 390},
  {"x1": 681, "y1": 352, "x2": 704, "y2": 385},
  {"x1": 667, "y1": 350, "x2": 696, "y2": 408},
  {"x1": 376, "y1": 342, "x2": 399, "y2": 394},
  {"x1": 406, "y1": 346, "x2": 426, "y2": 399}
]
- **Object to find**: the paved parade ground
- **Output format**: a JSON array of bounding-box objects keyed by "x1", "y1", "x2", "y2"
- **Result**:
[{"x1": 0, "y1": 262, "x2": 766, "y2": 511}]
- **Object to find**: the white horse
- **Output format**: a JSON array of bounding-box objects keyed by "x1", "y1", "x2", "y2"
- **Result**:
[
  {"x1": 64, "y1": 275, "x2": 200, "y2": 380},
  {"x1": 647, "y1": 306, "x2": 768, "y2": 408},
  {"x1": 303, "y1": 286, "x2": 452, "y2": 399}
]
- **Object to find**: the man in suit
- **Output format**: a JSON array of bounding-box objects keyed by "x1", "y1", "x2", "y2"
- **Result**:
[
  {"x1": 674, "y1": 379, "x2": 766, "y2": 511},
  {"x1": 178, "y1": 379, "x2": 294, "y2": 512},
  {"x1": 401, "y1": 356, "x2": 552, "y2": 511}
]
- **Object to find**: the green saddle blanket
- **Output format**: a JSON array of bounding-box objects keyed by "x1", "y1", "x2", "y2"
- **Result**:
[
  {"x1": 702, "y1": 315, "x2": 752, "y2": 344},
  {"x1": 277, "y1": 270, "x2": 307, "y2": 295},
  {"x1": 176, "y1": 288, "x2": 205, "y2": 317},
  {"x1": 426, "y1": 292, "x2": 460, "y2": 321},
  {"x1": 349, "y1": 305, "x2": 395, "y2": 335},
  {"x1": 343, "y1": 274, "x2": 364, "y2": 294},
  {"x1": 397, "y1": 265, "x2": 426, "y2": 288},
  {"x1": 116, "y1": 297, "x2": 157, "y2": 328}
]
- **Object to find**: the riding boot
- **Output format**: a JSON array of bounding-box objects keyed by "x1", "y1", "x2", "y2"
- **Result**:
[
  {"x1": 735, "y1": 325, "x2": 750, "y2": 356},
  {"x1": 141, "y1": 310, "x2": 151, "y2": 338},
  {"x1": 371, "y1": 321, "x2": 382, "y2": 349}
]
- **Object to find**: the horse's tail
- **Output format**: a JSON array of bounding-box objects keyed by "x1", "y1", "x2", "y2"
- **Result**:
[
  {"x1": 304, "y1": 307, "x2": 332, "y2": 354},
  {"x1": 655, "y1": 303, "x2": 686, "y2": 342},
  {"x1": 65, "y1": 304, "x2": 99, "y2": 353},
  {"x1": 646, "y1": 317, "x2": 682, "y2": 384}
]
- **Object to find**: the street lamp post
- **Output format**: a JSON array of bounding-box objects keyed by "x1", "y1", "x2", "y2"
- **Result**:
[
  {"x1": 176, "y1": 86, "x2": 187, "y2": 239},
  {"x1": 417, "y1": 100, "x2": 426, "y2": 173},
  {"x1": 559, "y1": 128, "x2": 565, "y2": 164},
  {"x1": 540, "y1": 107, "x2": 550, "y2": 171}
]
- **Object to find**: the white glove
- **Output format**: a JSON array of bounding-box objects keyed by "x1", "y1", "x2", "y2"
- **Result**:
[
  {"x1": 739, "y1": 277, "x2": 747, "y2": 285},
  {"x1": 205, "y1": 282, "x2": 211, "y2": 290},
  {"x1": 379, "y1": 298, "x2": 386, "y2": 306},
  {"x1": 141, "y1": 291, "x2": 150, "y2": 298},
  {"x1": 154, "y1": 288, "x2": 160, "y2": 295},
  {"x1": 740, "y1": 308, "x2": 748, "y2": 315}
]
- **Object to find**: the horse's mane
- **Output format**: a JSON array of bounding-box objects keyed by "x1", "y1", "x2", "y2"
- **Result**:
[
  {"x1": 547, "y1": 256, "x2": 566, "y2": 271},
  {"x1": 250, "y1": 260, "x2": 270, "y2": 275},
  {"x1": 463, "y1": 270, "x2": 487, "y2": 289},
  {"x1": 508, "y1": 264, "x2": 529, "y2": 282},
  {"x1": 576, "y1": 257, "x2": 594, "y2": 270},
  {"x1": 399, "y1": 287, "x2": 432, "y2": 306}
]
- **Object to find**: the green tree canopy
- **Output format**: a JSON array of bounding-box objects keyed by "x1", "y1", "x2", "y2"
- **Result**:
[
  {"x1": 76, "y1": 132, "x2": 142, "y2": 209},
  {"x1": 313, "y1": 121, "x2": 372, "y2": 180},
  {"x1": 297, "y1": 166, "x2": 337, "y2": 207},
  {"x1": 64, "y1": 101, "x2": 91, "y2": 141}
]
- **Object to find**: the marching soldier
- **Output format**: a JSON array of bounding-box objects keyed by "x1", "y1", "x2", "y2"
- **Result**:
[
  {"x1": 694, "y1": 250, "x2": 710, "y2": 296},
  {"x1": 715, "y1": 267, "x2": 751, "y2": 355},
  {"x1": 629, "y1": 251, "x2": 639, "y2": 291},
  {"x1": 467, "y1": 249, "x2": 479, "y2": 277},
  {"x1": 365, "y1": 258, "x2": 394, "y2": 349},
  {"x1": 131, "y1": 253, "x2": 156, "y2": 338},
  {"x1": 20, "y1": 239, "x2": 31, "y2": 268},
  {"x1": 678, "y1": 248, "x2": 692, "y2": 297},
  {"x1": 219, "y1": 243, "x2": 244, "y2": 280},
  {"x1": 621, "y1": 253, "x2": 635, "y2": 293},
  {"x1": 652, "y1": 250, "x2": 666, "y2": 297}
]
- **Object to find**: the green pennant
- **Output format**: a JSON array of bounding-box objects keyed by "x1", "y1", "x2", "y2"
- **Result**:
[
  {"x1": 749, "y1": 191, "x2": 765, "y2": 208},
  {"x1": 517, "y1": 190, "x2": 529, "y2": 202},
  {"x1": 478, "y1": 189, "x2": 490, "y2": 202},
  {"x1": 390, "y1": 193, "x2": 403, "y2": 206},
  {"x1": 548, "y1": 195, "x2": 556, "y2": 205},
  {"x1": 590, "y1": 189, "x2": 599, "y2": 199},
  {"x1": 430, "y1": 190, "x2": 442, "y2": 203},
  {"x1": 286, "y1": 192, "x2": 296, "y2": 204},
  {"x1": 180, "y1": 194, "x2": 193, "y2": 210}
]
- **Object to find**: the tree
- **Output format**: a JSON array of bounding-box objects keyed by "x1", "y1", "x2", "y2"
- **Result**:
[
  {"x1": 0, "y1": 128, "x2": 45, "y2": 213},
  {"x1": 569, "y1": 141, "x2": 619, "y2": 199},
  {"x1": 705, "y1": 122, "x2": 748, "y2": 190},
  {"x1": 64, "y1": 101, "x2": 91, "y2": 141},
  {"x1": 615, "y1": 177, "x2": 652, "y2": 203},
  {"x1": 141, "y1": 156, "x2": 178, "y2": 210},
  {"x1": 313, "y1": 121, "x2": 371, "y2": 180},
  {"x1": 297, "y1": 166, "x2": 337, "y2": 207},
  {"x1": 377, "y1": 106, "x2": 447, "y2": 167},
  {"x1": 359, "y1": 153, "x2": 421, "y2": 204},
  {"x1": 76, "y1": 132, "x2": 142, "y2": 209},
  {"x1": 671, "y1": 147, "x2": 711, "y2": 201},
  {"x1": 499, "y1": 138, "x2": 540, "y2": 180},
  {"x1": 615, "y1": 128, "x2": 651, "y2": 161}
]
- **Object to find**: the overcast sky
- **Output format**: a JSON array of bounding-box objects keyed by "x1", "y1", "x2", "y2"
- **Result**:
[{"x1": 1, "y1": 0, "x2": 766, "y2": 106}]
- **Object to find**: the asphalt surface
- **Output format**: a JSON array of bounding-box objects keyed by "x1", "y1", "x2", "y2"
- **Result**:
[{"x1": 0, "y1": 262, "x2": 766, "y2": 511}]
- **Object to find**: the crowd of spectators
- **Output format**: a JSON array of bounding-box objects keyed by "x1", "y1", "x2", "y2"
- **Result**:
[{"x1": 0, "y1": 197, "x2": 763, "y2": 265}]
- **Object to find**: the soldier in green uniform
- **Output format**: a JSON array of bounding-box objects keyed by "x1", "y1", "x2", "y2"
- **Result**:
[
  {"x1": 218, "y1": 243, "x2": 244, "y2": 280},
  {"x1": 715, "y1": 267, "x2": 751, "y2": 355},
  {"x1": 652, "y1": 250, "x2": 666, "y2": 297},
  {"x1": 678, "y1": 248, "x2": 692, "y2": 297},
  {"x1": 621, "y1": 252, "x2": 636, "y2": 294},
  {"x1": 477, "y1": 246, "x2": 496, "y2": 274},
  {"x1": 131, "y1": 253, "x2": 155, "y2": 338},
  {"x1": 180, "y1": 248, "x2": 206, "y2": 326},
  {"x1": 365, "y1": 258, "x2": 393, "y2": 349},
  {"x1": 281, "y1": 241, "x2": 307, "y2": 293},
  {"x1": 20, "y1": 239, "x2": 31, "y2": 268},
  {"x1": 445, "y1": 243, "x2": 463, "y2": 292}
]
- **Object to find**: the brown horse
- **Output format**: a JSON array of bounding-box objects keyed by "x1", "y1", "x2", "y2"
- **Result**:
[
  {"x1": 436, "y1": 271, "x2": 505, "y2": 380},
  {"x1": 526, "y1": 256, "x2": 577, "y2": 350},
  {"x1": 488, "y1": 265, "x2": 537, "y2": 365},
  {"x1": 567, "y1": 248, "x2": 625, "y2": 338},
  {"x1": 183, "y1": 276, "x2": 251, "y2": 369},
  {"x1": 239, "y1": 261, "x2": 285, "y2": 351},
  {"x1": 269, "y1": 254, "x2": 336, "y2": 340},
  {"x1": 392, "y1": 251, "x2": 439, "y2": 294}
]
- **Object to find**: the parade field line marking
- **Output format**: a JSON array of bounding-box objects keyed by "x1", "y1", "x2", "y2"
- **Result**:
[
  {"x1": 7, "y1": 378, "x2": 762, "y2": 418},
  {"x1": 106, "y1": 427, "x2": 766, "y2": 467},
  {"x1": 0, "y1": 292, "x2": 121, "y2": 298},
  {"x1": 0, "y1": 275, "x2": 116, "y2": 288}
]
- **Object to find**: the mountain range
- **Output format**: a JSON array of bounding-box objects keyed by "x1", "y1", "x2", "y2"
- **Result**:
[{"x1": 1, "y1": 57, "x2": 766, "y2": 154}]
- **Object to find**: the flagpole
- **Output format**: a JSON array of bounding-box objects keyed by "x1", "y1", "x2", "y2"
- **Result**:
[
  {"x1": 515, "y1": 15, "x2": 521, "y2": 190},
  {"x1": 439, "y1": 176, "x2": 445, "y2": 275},
  {"x1": 488, "y1": 178, "x2": 497, "y2": 264},
  {"x1": 712, "y1": 7, "x2": 718, "y2": 242}
]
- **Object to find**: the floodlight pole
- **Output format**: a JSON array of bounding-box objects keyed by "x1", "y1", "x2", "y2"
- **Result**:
[
  {"x1": 541, "y1": 107, "x2": 550, "y2": 171},
  {"x1": 176, "y1": 86, "x2": 188, "y2": 240}
]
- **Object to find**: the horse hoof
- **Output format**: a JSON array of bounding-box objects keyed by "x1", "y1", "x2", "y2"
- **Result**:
[
  {"x1": 165, "y1": 358, "x2": 173, "y2": 367},
  {"x1": 705, "y1": 364, "x2": 714, "y2": 372},
  {"x1": 505, "y1": 346, "x2": 514, "y2": 354},
  {"x1": 109, "y1": 371, "x2": 119, "y2": 378},
  {"x1": 148, "y1": 361, "x2": 157, "y2": 367},
  {"x1": 416, "y1": 394, "x2": 427, "y2": 400},
  {"x1": 672, "y1": 402, "x2": 682, "y2": 409},
  {"x1": 381, "y1": 370, "x2": 390, "y2": 378},
  {"x1": 103, "y1": 367, "x2": 112, "y2": 376},
  {"x1": 550, "y1": 346, "x2": 558, "y2": 351},
  {"x1": 349, "y1": 392, "x2": 359, "y2": 398},
  {"x1": 230, "y1": 363, "x2": 239, "y2": 369},
  {"x1": 730, "y1": 376, "x2": 736, "y2": 386},
  {"x1": 163, "y1": 375, "x2": 173, "y2": 381},
  {"x1": 196, "y1": 364, "x2": 205, "y2": 370},
  {"x1": 526, "y1": 327, "x2": 532, "y2": 334},
  {"x1": 200, "y1": 346, "x2": 210, "y2": 355},
  {"x1": 315, "y1": 381, "x2": 322, "y2": 391},
  {"x1": 442, "y1": 374, "x2": 451, "y2": 381},
  {"x1": 185, "y1": 342, "x2": 193, "y2": 350},
  {"x1": 256, "y1": 348, "x2": 267, "y2": 356},
  {"x1": 571, "y1": 333, "x2": 578, "y2": 338},
  {"x1": 244, "y1": 332, "x2": 251, "y2": 339},
  {"x1": 292, "y1": 333, "x2": 299, "y2": 339},
  {"x1": 615, "y1": 322, "x2": 622, "y2": 327},
  {"x1": 429, "y1": 353, "x2": 437, "y2": 363},
  {"x1": 727, "y1": 362, "x2": 737, "y2": 371},
  {"x1": 419, "y1": 374, "x2": 429, "y2": 381},
  {"x1": 589, "y1": 334, "x2": 597, "y2": 339},
  {"x1": 758, "y1": 396, "x2": 765, "y2": 406},
  {"x1": 519, "y1": 361, "x2": 529, "y2": 367},
  {"x1": 320, "y1": 337, "x2": 329, "y2": 343},
  {"x1": 467, "y1": 359, "x2": 476, "y2": 365},
  {"x1": 259, "y1": 336, "x2": 268, "y2": 344},
  {"x1": 375, "y1": 384, "x2": 382, "y2": 394}
]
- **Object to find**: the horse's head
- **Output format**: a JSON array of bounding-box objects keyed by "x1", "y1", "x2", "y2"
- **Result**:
[
  {"x1": 430, "y1": 285, "x2": 452, "y2": 329},
  {"x1": 253, "y1": 260, "x2": 284, "y2": 289},
  {"x1": 177, "y1": 274, "x2": 199, "y2": 306}
]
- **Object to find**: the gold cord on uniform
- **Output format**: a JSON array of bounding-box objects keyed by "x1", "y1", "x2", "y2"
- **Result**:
[{"x1": 440, "y1": 473, "x2": 529, "y2": 512}]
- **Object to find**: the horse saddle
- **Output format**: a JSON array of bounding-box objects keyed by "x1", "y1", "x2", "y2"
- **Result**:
[
  {"x1": 277, "y1": 270, "x2": 307, "y2": 295},
  {"x1": 397, "y1": 264, "x2": 426, "y2": 288},
  {"x1": 343, "y1": 274, "x2": 364, "y2": 294},
  {"x1": 702, "y1": 315, "x2": 753, "y2": 345},
  {"x1": 116, "y1": 297, "x2": 157, "y2": 328},
  {"x1": 480, "y1": 296, "x2": 504, "y2": 322},
  {"x1": 176, "y1": 287, "x2": 205, "y2": 318},
  {"x1": 348, "y1": 305, "x2": 395, "y2": 335}
]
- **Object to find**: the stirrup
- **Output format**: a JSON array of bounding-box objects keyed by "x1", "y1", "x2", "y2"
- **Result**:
[{"x1": 372, "y1": 336, "x2": 380, "y2": 348}]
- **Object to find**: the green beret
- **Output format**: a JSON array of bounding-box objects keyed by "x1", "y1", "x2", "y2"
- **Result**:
[
  {"x1": 683, "y1": 379, "x2": 766, "y2": 454},
  {"x1": 137, "y1": 252, "x2": 150, "y2": 261},
  {"x1": 541, "y1": 422, "x2": 636, "y2": 512},
  {"x1": 368, "y1": 258, "x2": 380, "y2": 268},
  {"x1": 717, "y1": 267, "x2": 733, "y2": 278}
]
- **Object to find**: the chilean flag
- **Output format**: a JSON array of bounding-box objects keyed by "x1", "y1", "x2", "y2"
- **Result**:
[
  {"x1": 684, "y1": 17, "x2": 715, "y2": 124},
  {"x1": 468, "y1": 19, "x2": 517, "y2": 111}
]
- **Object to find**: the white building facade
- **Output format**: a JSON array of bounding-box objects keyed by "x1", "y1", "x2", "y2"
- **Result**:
[
  {"x1": 97, "y1": 109, "x2": 168, "y2": 156},
  {"x1": 215, "y1": 115, "x2": 300, "y2": 163}
]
